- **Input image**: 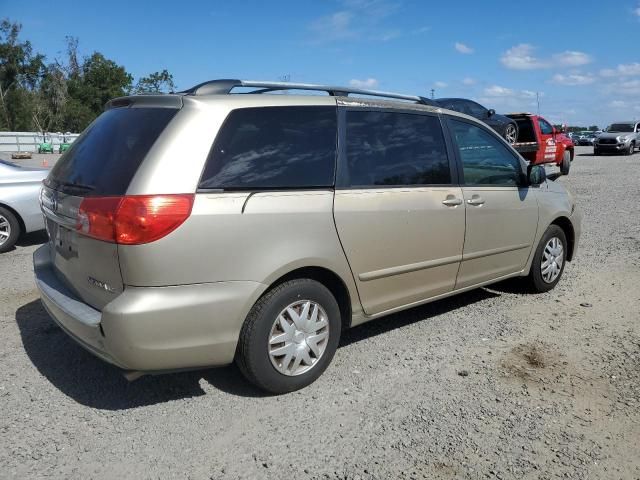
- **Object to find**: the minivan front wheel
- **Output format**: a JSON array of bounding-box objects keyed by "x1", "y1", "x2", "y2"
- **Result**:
[
  {"x1": 236, "y1": 278, "x2": 341, "y2": 393},
  {"x1": 527, "y1": 225, "x2": 567, "y2": 293}
]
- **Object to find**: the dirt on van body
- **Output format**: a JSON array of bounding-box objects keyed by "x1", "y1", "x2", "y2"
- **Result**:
[{"x1": 0, "y1": 146, "x2": 638, "y2": 479}]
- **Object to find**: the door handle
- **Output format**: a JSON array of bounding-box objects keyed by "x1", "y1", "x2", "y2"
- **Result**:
[
  {"x1": 442, "y1": 197, "x2": 463, "y2": 207},
  {"x1": 467, "y1": 195, "x2": 485, "y2": 206}
]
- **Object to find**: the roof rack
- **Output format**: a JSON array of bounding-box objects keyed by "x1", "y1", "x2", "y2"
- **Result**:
[{"x1": 179, "y1": 79, "x2": 437, "y2": 106}]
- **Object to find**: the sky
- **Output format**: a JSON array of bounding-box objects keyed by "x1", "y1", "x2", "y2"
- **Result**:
[{"x1": 3, "y1": 0, "x2": 640, "y2": 127}]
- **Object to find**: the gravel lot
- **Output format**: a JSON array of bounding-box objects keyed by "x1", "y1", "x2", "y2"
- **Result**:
[{"x1": 1, "y1": 146, "x2": 639, "y2": 479}]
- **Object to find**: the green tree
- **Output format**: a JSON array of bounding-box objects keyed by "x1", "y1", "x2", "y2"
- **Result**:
[
  {"x1": 65, "y1": 52, "x2": 132, "y2": 123},
  {"x1": 0, "y1": 18, "x2": 45, "y2": 130},
  {"x1": 134, "y1": 69, "x2": 176, "y2": 94}
]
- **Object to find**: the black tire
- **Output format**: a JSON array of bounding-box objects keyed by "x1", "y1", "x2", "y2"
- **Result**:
[
  {"x1": 625, "y1": 143, "x2": 633, "y2": 155},
  {"x1": 526, "y1": 225, "x2": 567, "y2": 293},
  {"x1": 594, "y1": 149, "x2": 600, "y2": 156},
  {"x1": 236, "y1": 278, "x2": 342, "y2": 394},
  {"x1": 560, "y1": 151, "x2": 571, "y2": 175},
  {"x1": 0, "y1": 207, "x2": 21, "y2": 253}
]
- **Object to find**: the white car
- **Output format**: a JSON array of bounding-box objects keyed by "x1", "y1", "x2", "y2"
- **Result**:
[{"x1": 0, "y1": 159, "x2": 48, "y2": 252}]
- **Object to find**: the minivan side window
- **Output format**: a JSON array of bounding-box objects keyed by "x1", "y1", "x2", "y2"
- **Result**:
[
  {"x1": 449, "y1": 119, "x2": 523, "y2": 186},
  {"x1": 343, "y1": 111, "x2": 451, "y2": 187},
  {"x1": 199, "y1": 106, "x2": 337, "y2": 190}
]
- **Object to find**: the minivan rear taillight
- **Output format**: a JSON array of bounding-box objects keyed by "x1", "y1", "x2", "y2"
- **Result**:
[{"x1": 76, "y1": 194, "x2": 194, "y2": 245}]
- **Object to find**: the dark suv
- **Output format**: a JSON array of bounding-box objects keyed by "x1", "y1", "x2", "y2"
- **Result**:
[{"x1": 435, "y1": 98, "x2": 519, "y2": 145}]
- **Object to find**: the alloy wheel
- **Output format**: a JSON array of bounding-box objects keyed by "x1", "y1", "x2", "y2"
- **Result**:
[
  {"x1": 268, "y1": 300, "x2": 330, "y2": 376},
  {"x1": 505, "y1": 124, "x2": 517, "y2": 144},
  {"x1": 0, "y1": 214, "x2": 11, "y2": 246}
]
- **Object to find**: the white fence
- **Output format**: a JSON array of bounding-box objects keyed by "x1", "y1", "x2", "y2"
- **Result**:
[{"x1": 0, "y1": 131, "x2": 80, "y2": 152}]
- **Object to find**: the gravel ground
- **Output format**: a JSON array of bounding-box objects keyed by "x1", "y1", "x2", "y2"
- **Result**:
[{"x1": 1, "y1": 146, "x2": 639, "y2": 479}]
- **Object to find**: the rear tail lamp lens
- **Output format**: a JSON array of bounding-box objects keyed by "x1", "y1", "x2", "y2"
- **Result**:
[{"x1": 76, "y1": 194, "x2": 194, "y2": 245}]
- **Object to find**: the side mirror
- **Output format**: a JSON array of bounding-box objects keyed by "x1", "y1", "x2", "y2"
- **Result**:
[
  {"x1": 487, "y1": 109, "x2": 495, "y2": 117},
  {"x1": 528, "y1": 164, "x2": 546, "y2": 186}
]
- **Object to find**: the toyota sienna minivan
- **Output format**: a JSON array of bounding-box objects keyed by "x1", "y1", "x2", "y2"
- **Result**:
[{"x1": 34, "y1": 79, "x2": 581, "y2": 393}]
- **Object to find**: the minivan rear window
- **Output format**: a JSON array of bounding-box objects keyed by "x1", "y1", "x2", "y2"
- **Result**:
[
  {"x1": 199, "y1": 106, "x2": 337, "y2": 190},
  {"x1": 45, "y1": 107, "x2": 178, "y2": 196}
]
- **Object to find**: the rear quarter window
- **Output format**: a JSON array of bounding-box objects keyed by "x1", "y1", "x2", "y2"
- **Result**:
[
  {"x1": 46, "y1": 107, "x2": 178, "y2": 196},
  {"x1": 198, "y1": 106, "x2": 337, "y2": 190}
]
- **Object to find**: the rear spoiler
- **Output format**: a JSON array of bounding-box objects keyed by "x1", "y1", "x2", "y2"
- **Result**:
[{"x1": 105, "y1": 95, "x2": 183, "y2": 111}]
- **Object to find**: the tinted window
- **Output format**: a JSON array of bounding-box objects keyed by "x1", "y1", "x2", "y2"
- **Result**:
[
  {"x1": 199, "y1": 106, "x2": 336, "y2": 190},
  {"x1": 466, "y1": 101, "x2": 487, "y2": 117},
  {"x1": 538, "y1": 118, "x2": 553, "y2": 135},
  {"x1": 46, "y1": 107, "x2": 178, "y2": 196},
  {"x1": 450, "y1": 119, "x2": 522, "y2": 186},
  {"x1": 344, "y1": 111, "x2": 450, "y2": 187}
]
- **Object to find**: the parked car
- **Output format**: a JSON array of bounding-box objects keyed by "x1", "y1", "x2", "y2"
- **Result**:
[
  {"x1": 577, "y1": 132, "x2": 597, "y2": 146},
  {"x1": 34, "y1": 80, "x2": 582, "y2": 393},
  {"x1": 506, "y1": 113, "x2": 575, "y2": 175},
  {"x1": 0, "y1": 159, "x2": 47, "y2": 252},
  {"x1": 435, "y1": 98, "x2": 519, "y2": 144},
  {"x1": 594, "y1": 121, "x2": 640, "y2": 155}
]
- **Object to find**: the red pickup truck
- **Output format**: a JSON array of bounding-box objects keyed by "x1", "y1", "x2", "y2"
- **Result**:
[{"x1": 507, "y1": 113, "x2": 574, "y2": 175}]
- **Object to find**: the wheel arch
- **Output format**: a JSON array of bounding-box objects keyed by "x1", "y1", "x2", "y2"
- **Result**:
[
  {"x1": 550, "y1": 216, "x2": 575, "y2": 261},
  {"x1": 0, "y1": 202, "x2": 25, "y2": 237},
  {"x1": 268, "y1": 266, "x2": 353, "y2": 329}
]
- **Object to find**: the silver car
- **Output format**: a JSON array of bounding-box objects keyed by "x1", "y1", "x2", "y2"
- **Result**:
[
  {"x1": 0, "y1": 159, "x2": 47, "y2": 253},
  {"x1": 594, "y1": 121, "x2": 640, "y2": 155},
  {"x1": 33, "y1": 80, "x2": 582, "y2": 393}
]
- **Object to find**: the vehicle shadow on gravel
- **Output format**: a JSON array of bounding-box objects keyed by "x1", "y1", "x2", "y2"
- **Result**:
[
  {"x1": 15, "y1": 300, "x2": 266, "y2": 409},
  {"x1": 16, "y1": 288, "x2": 499, "y2": 409},
  {"x1": 17, "y1": 230, "x2": 48, "y2": 247}
]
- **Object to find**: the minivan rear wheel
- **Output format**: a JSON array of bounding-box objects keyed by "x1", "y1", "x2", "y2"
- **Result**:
[
  {"x1": 526, "y1": 225, "x2": 567, "y2": 293},
  {"x1": 236, "y1": 278, "x2": 341, "y2": 394}
]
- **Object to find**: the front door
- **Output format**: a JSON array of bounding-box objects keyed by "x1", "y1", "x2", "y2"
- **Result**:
[
  {"x1": 447, "y1": 118, "x2": 539, "y2": 289},
  {"x1": 334, "y1": 109, "x2": 465, "y2": 315},
  {"x1": 536, "y1": 116, "x2": 558, "y2": 164}
]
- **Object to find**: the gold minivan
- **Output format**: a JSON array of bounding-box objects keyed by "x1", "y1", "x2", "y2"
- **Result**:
[{"x1": 34, "y1": 80, "x2": 581, "y2": 393}]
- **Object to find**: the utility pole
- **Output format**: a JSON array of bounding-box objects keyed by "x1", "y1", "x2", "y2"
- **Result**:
[
  {"x1": 536, "y1": 92, "x2": 540, "y2": 115},
  {"x1": 430, "y1": 88, "x2": 435, "y2": 99}
]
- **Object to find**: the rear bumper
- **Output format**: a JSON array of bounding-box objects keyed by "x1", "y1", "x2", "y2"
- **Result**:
[{"x1": 33, "y1": 245, "x2": 266, "y2": 372}]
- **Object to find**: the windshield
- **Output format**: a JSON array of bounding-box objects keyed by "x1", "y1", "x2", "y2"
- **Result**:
[{"x1": 607, "y1": 123, "x2": 634, "y2": 133}]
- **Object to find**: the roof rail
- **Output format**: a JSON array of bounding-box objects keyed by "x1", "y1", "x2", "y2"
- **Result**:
[{"x1": 179, "y1": 79, "x2": 437, "y2": 106}]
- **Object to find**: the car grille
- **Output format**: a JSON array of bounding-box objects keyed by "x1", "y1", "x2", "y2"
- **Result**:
[{"x1": 599, "y1": 138, "x2": 617, "y2": 145}]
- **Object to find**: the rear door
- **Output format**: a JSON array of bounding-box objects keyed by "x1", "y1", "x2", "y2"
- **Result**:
[
  {"x1": 333, "y1": 108, "x2": 464, "y2": 315},
  {"x1": 41, "y1": 106, "x2": 179, "y2": 310},
  {"x1": 446, "y1": 117, "x2": 539, "y2": 288}
]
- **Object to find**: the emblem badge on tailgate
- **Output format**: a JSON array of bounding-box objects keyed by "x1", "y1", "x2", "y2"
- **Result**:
[{"x1": 87, "y1": 276, "x2": 116, "y2": 293}]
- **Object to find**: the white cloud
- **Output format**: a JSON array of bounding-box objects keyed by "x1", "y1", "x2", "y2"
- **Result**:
[
  {"x1": 434, "y1": 81, "x2": 448, "y2": 88},
  {"x1": 309, "y1": 0, "x2": 401, "y2": 43},
  {"x1": 484, "y1": 85, "x2": 515, "y2": 97},
  {"x1": 635, "y1": 2, "x2": 640, "y2": 17},
  {"x1": 500, "y1": 44, "x2": 549, "y2": 70},
  {"x1": 600, "y1": 62, "x2": 640, "y2": 77},
  {"x1": 310, "y1": 11, "x2": 355, "y2": 41},
  {"x1": 462, "y1": 77, "x2": 476, "y2": 86},
  {"x1": 349, "y1": 78, "x2": 379, "y2": 88},
  {"x1": 551, "y1": 73, "x2": 596, "y2": 86},
  {"x1": 609, "y1": 100, "x2": 626, "y2": 108},
  {"x1": 501, "y1": 44, "x2": 592, "y2": 70},
  {"x1": 454, "y1": 42, "x2": 474, "y2": 54},
  {"x1": 552, "y1": 51, "x2": 592, "y2": 67},
  {"x1": 411, "y1": 26, "x2": 431, "y2": 35}
]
